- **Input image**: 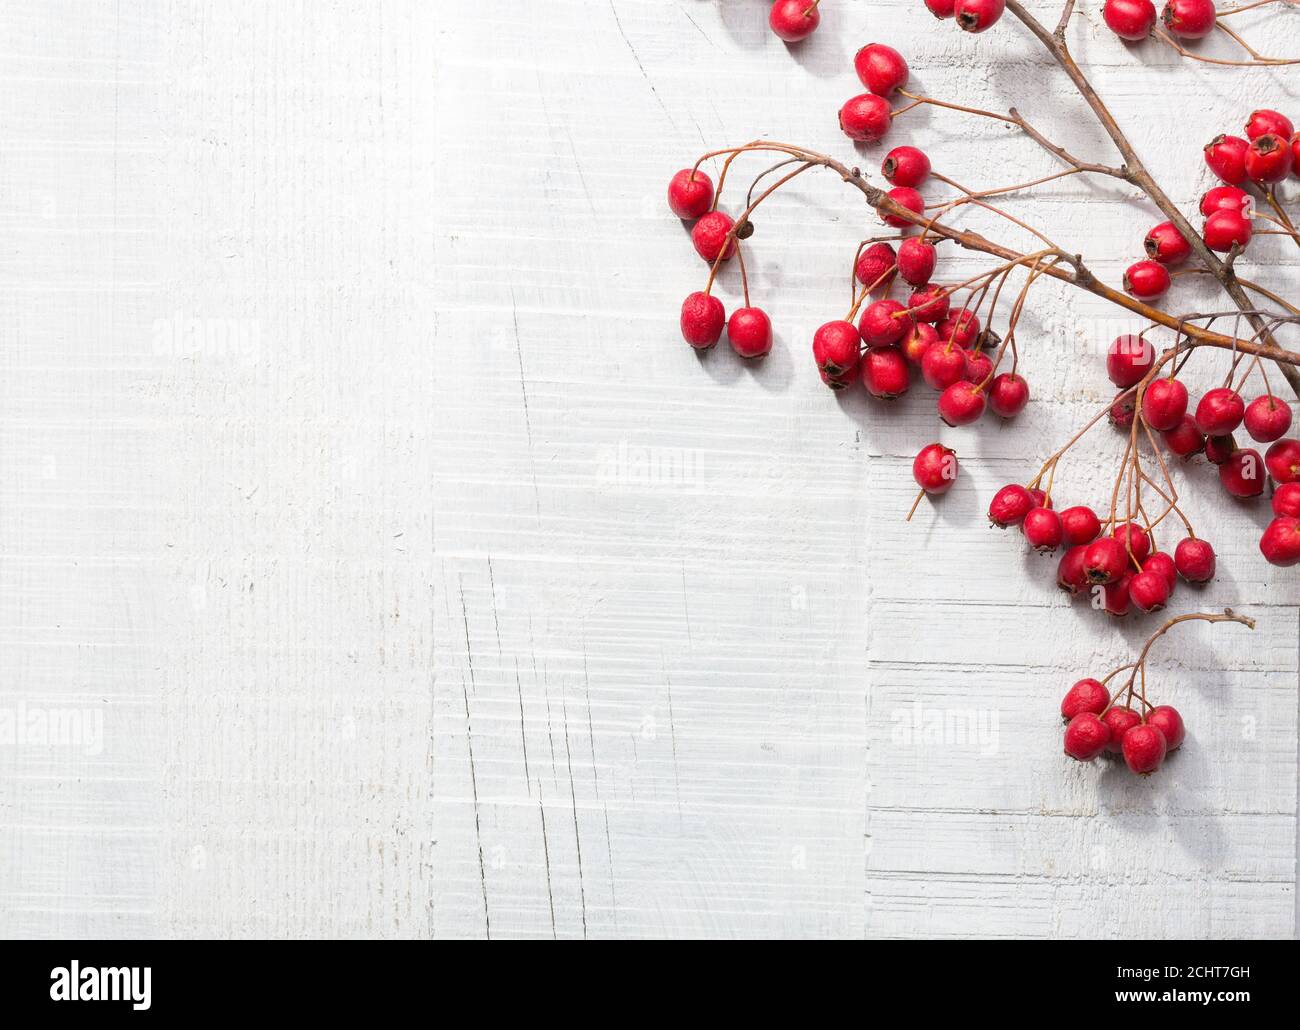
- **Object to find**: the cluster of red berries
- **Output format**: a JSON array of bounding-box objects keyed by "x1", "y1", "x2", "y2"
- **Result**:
[
  {"x1": 1061, "y1": 678, "x2": 1185, "y2": 775},
  {"x1": 838, "y1": 43, "x2": 909, "y2": 144},
  {"x1": 1202, "y1": 108, "x2": 1296, "y2": 248},
  {"x1": 1102, "y1": 0, "x2": 1219, "y2": 43}
]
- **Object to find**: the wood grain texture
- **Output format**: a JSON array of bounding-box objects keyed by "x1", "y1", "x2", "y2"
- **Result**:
[{"x1": 0, "y1": 0, "x2": 1296, "y2": 939}]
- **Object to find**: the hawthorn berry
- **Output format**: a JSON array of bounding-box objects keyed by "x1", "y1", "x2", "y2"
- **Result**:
[
  {"x1": 1174, "y1": 537, "x2": 1215, "y2": 582},
  {"x1": 1102, "y1": 707, "x2": 1143, "y2": 753},
  {"x1": 1245, "y1": 133, "x2": 1293, "y2": 185},
  {"x1": 1293, "y1": 132, "x2": 1300, "y2": 179},
  {"x1": 938, "y1": 381, "x2": 986, "y2": 426},
  {"x1": 881, "y1": 186, "x2": 925, "y2": 228},
  {"x1": 862, "y1": 347, "x2": 911, "y2": 398},
  {"x1": 1247, "y1": 110, "x2": 1293, "y2": 142},
  {"x1": 883, "y1": 146, "x2": 931, "y2": 188},
  {"x1": 1204, "y1": 134, "x2": 1250, "y2": 186},
  {"x1": 1028, "y1": 489, "x2": 1052, "y2": 509},
  {"x1": 813, "y1": 320, "x2": 862, "y2": 377},
  {"x1": 1204, "y1": 434, "x2": 1236, "y2": 465},
  {"x1": 840, "y1": 94, "x2": 892, "y2": 143},
  {"x1": 903, "y1": 286, "x2": 945, "y2": 326},
  {"x1": 855, "y1": 44, "x2": 909, "y2": 97},
  {"x1": 1244, "y1": 395, "x2": 1292, "y2": 443},
  {"x1": 856, "y1": 242, "x2": 898, "y2": 289},
  {"x1": 1143, "y1": 221, "x2": 1191, "y2": 266},
  {"x1": 901, "y1": 322, "x2": 940, "y2": 365},
  {"x1": 1162, "y1": 415, "x2": 1206, "y2": 458},
  {"x1": 667, "y1": 169, "x2": 714, "y2": 220},
  {"x1": 937, "y1": 310, "x2": 980, "y2": 348},
  {"x1": 1023, "y1": 506, "x2": 1064, "y2": 553},
  {"x1": 1062, "y1": 678, "x2": 1110, "y2": 721},
  {"x1": 1101, "y1": 574, "x2": 1133, "y2": 617},
  {"x1": 680, "y1": 292, "x2": 726, "y2": 349},
  {"x1": 988, "y1": 373, "x2": 1029, "y2": 418},
  {"x1": 859, "y1": 298, "x2": 912, "y2": 347},
  {"x1": 963, "y1": 349, "x2": 993, "y2": 387},
  {"x1": 1064, "y1": 713, "x2": 1111, "y2": 762},
  {"x1": 1110, "y1": 395, "x2": 1137, "y2": 430},
  {"x1": 1144, "y1": 551, "x2": 1178, "y2": 591},
  {"x1": 897, "y1": 238, "x2": 937, "y2": 285},
  {"x1": 913, "y1": 442, "x2": 958, "y2": 494},
  {"x1": 1162, "y1": 0, "x2": 1217, "y2": 40},
  {"x1": 924, "y1": 0, "x2": 957, "y2": 16},
  {"x1": 1113, "y1": 522, "x2": 1151, "y2": 564},
  {"x1": 1141, "y1": 377, "x2": 1188, "y2": 432},
  {"x1": 1121, "y1": 722, "x2": 1167, "y2": 775},
  {"x1": 1200, "y1": 185, "x2": 1251, "y2": 218},
  {"x1": 768, "y1": 0, "x2": 821, "y2": 42},
  {"x1": 954, "y1": 0, "x2": 1005, "y2": 33},
  {"x1": 1273, "y1": 481, "x2": 1300, "y2": 518},
  {"x1": 1203, "y1": 209, "x2": 1253, "y2": 252},
  {"x1": 728, "y1": 307, "x2": 773, "y2": 358},
  {"x1": 1260, "y1": 516, "x2": 1300, "y2": 566},
  {"x1": 921, "y1": 343, "x2": 967, "y2": 391},
  {"x1": 989, "y1": 484, "x2": 1034, "y2": 528},
  {"x1": 1102, "y1": 0, "x2": 1157, "y2": 40},
  {"x1": 1107, "y1": 335, "x2": 1155, "y2": 388},
  {"x1": 1060, "y1": 506, "x2": 1101, "y2": 546},
  {"x1": 1084, "y1": 537, "x2": 1129, "y2": 584},
  {"x1": 1058, "y1": 545, "x2": 1090, "y2": 595},
  {"x1": 1195, "y1": 387, "x2": 1245, "y2": 436},
  {"x1": 1123, "y1": 259, "x2": 1171, "y2": 301},
  {"x1": 1129, "y1": 569, "x2": 1170, "y2": 613},
  {"x1": 1266, "y1": 438, "x2": 1300, "y2": 483},
  {"x1": 1147, "y1": 706, "x2": 1185, "y2": 751},
  {"x1": 691, "y1": 211, "x2": 737, "y2": 263}
]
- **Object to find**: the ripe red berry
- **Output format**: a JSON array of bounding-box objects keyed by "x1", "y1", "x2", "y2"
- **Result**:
[
  {"x1": 1064, "y1": 713, "x2": 1111, "y2": 762},
  {"x1": 1058, "y1": 545, "x2": 1090, "y2": 595},
  {"x1": 1110, "y1": 395, "x2": 1136, "y2": 430},
  {"x1": 1144, "y1": 551, "x2": 1178, "y2": 592},
  {"x1": 913, "y1": 442, "x2": 958, "y2": 494},
  {"x1": 1123, "y1": 259, "x2": 1171, "y2": 301},
  {"x1": 882, "y1": 146, "x2": 931, "y2": 188},
  {"x1": 839, "y1": 94, "x2": 893, "y2": 143},
  {"x1": 1204, "y1": 434, "x2": 1235, "y2": 465},
  {"x1": 1245, "y1": 133, "x2": 1293, "y2": 184},
  {"x1": 897, "y1": 238, "x2": 937, "y2": 285},
  {"x1": 855, "y1": 43, "x2": 909, "y2": 97},
  {"x1": 1203, "y1": 208, "x2": 1253, "y2": 252},
  {"x1": 1113, "y1": 522, "x2": 1151, "y2": 563},
  {"x1": 1101, "y1": 574, "x2": 1133, "y2": 616},
  {"x1": 1141, "y1": 377, "x2": 1188, "y2": 431},
  {"x1": 1195, "y1": 387, "x2": 1245, "y2": 436},
  {"x1": 1174, "y1": 537, "x2": 1215, "y2": 582},
  {"x1": 924, "y1": 0, "x2": 957, "y2": 16},
  {"x1": 1261, "y1": 516, "x2": 1300, "y2": 566},
  {"x1": 1273, "y1": 481, "x2": 1300, "y2": 518},
  {"x1": 1162, "y1": 415, "x2": 1205, "y2": 458},
  {"x1": 1023, "y1": 506, "x2": 1064, "y2": 553},
  {"x1": 728, "y1": 306, "x2": 772, "y2": 358},
  {"x1": 989, "y1": 484, "x2": 1034, "y2": 528},
  {"x1": 937, "y1": 309, "x2": 979, "y2": 347},
  {"x1": 1204, "y1": 134, "x2": 1250, "y2": 185},
  {"x1": 1293, "y1": 132, "x2": 1300, "y2": 179},
  {"x1": 1266, "y1": 438, "x2": 1300, "y2": 483},
  {"x1": 859, "y1": 298, "x2": 912, "y2": 347},
  {"x1": 901, "y1": 322, "x2": 939, "y2": 365},
  {"x1": 1147, "y1": 706, "x2": 1185, "y2": 751},
  {"x1": 988, "y1": 373, "x2": 1029, "y2": 418},
  {"x1": 1122, "y1": 723, "x2": 1167, "y2": 774},
  {"x1": 1103, "y1": 0, "x2": 1157, "y2": 39},
  {"x1": 1084, "y1": 537, "x2": 1129, "y2": 584},
  {"x1": 881, "y1": 186, "x2": 924, "y2": 228},
  {"x1": 903, "y1": 286, "x2": 945, "y2": 326},
  {"x1": 768, "y1": 0, "x2": 821, "y2": 42},
  {"x1": 1100, "y1": 707, "x2": 1141, "y2": 753},
  {"x1": 862, "y1": 347, "x2": 911, "y2": 398},
  {"x1": 667, "y1": 169, "x2": 714, "y2": 220},
  {"x1": 938, "y1": 381, "x2": 986, "y2": 426},
  {"x1": 1162, "y1": 0, "x2": 1217, "y2": 40},
  {"x1": 1244, "y1": 395, "x2": 1292, "y2": 443},
  {"x1": 1029, "y1": 489, "x2": 1052, "y2": 509},
  {"x1": 856, "y1": 242, "x2": 898, "y2": 289},
  {"x1": 1062, "y1": 678, "x2": 1110, "y2": 720},
  {"x1": 1060, "y1": 506, "x2": 1101, "y2": 546},
  {"x1": 691, "y1": 211, "x2": 737, "y2": 263},
  {"x1": 921, "y1": 343, "x2": 967, "y2": 391},
  {"x1": 1129, "y1": 569, "x2": 1170, "y2": 612},
  {"x1": 813, "y1": 319, "x2": 862, "y2": 376},
  {"x1": 954, "y1": 0, "x2": 1005, "y2": 32},
  {"x1": 1200, "y1": 185, "x2": 1251, "y2": 218},
  {"x1": 959, "y1": 349, "x2": 990, "y2": 387},
  {"x1": 1143, "y1": 221, "x2": 1191, "y2": 266},
  {"x1": 1106, "y1": 335, "x2": 1155, "y2": 388},
  {"x1": 1247, "y1": 109, "x2": 1294, "y2": 142},
  {"x1": 680, "y1": 292, "x2": 726, "y2": 349}
]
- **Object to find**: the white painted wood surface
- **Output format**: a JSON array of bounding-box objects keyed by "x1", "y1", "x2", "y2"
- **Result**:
[{"x1": 1, "y1": 0, "x2": 1297, "y2": 939}]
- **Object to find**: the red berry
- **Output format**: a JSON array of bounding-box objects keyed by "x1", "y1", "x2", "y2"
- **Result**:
[
  {"x1": 680, "y1": 292, "x2": 725, "y2": 349},
  {"x1": 1102, "y1": 707, "x2": 1142, "y2": 753},
  {"x1": 769, "y1": 0, "x2": 821, "y2": 42},
  {"x1": 861, "y1": 347, "x2": 911, "y2": 398},
  {"x1": 1123, "y1": 259, "x2": 1170, "y2": 300},
  {"x1": 1245, "y1": 133, "x2": 1293, "y2": 184},
  {"x1": 988, "y1": 373, "x2": 1029, "y2": 418},
  {"x1": 1203, "y1": 209, "x2": 1253, "y2": 252},
  {"x1": 1261, "y1": 516, "x2": 1300, "y2": 566},
  {"x1": 839, "y1": 94, "x2": 892, "y2": 143},
  {"x1": 728, "y1": 306, "x2": 772, "y2": 358},
  {"x1": 1064, "y1": 713, "x2": 1111, "y2": 762},
  {"x1": 1293, "y1": 132, "x2": 1300, "y2": 179},
  {"x1": 1103, "y1": 0, "x2": 1157, "y2": 39},
  {"x1": 1110, "y1": 395, "x2": 1137, "y2": 430},
  {"x1": 954, "y1": 0, "x2": 1005, "y2": 32},
  {"x1": 1141, "y1": 377, "x2": 1188, "y2": 431},
  {"x1": 1084, "y1": 537, "x2": 1128, "y2": 584},
  {"x1": 1162, "y1": 0, "x2": 1217, "y2": 40},
  {"x1": 1204, "y1": 434, "x2": 1236, "y2": 465},
  {"x1": 963, "y1": 350, "x2": 993, "y2": 388},
  {"x1": 1174, "y1": 537, "x2": 1215, "y2": 582},
  {"x1": 913, "y1": 442, "x2": 958, "y2": 494},
  {"x1": 937, "y1": 309, "x2": 980, "y2": 347},
  {"x1": 909, "y1": 285, "x2": 950, "y2": 325},
  {"x1": 937, "y1": 381, "x2": 986, "y2": 426},
  {"x1": 854, "y1": 43, "x2": 909, "y2": 97},
  {"x1": 921, "y1": 343, "x2": 967, "y2": 390},
  {"x1": 882, "y1": 146, "x2": 931, "y2": 188},
  {"x1": 1062, "y1": 678, "x2": 1110, "y2": 721},
  {"x1": 924, "y1": 0, "x2": 957, "y2": 15},
  {"x1": 1272, "y1": 481, "x2": 1300, "y2": 518},
  {"x1": 1129, "y1": 569, "x2": 1170, "y2": 613},
  {"x1": 1246, "y1": 109, "x2": 1294, "y2": 142},
  {"x1": 881, "y1": 186, "x2": 924, "y2": 228},
  {"x1": 1060, "y1": 506, "x2": 1101, "y2": 546},
  {"x1": 1058, "y1": 545, "x2": 1090, "y2": 595},
  {"x1": 901, "y1": 322, "x2": 939, "y2": 365},
  {"x1": 1121, "y1": 723, "x2": 1167, "y2": 775},
  {"x1": 1143, "y1": 221, "x2": 1191, "y2": 266},
  {"x1": 1023, "y1": 506, "x2": 1064, "y2": 553},
  {"x1": 1147, "y1": 706, "x2": 1185, "y2": 751},
  {"x1": 1204, "y1": 134, "x2": 1250, "y2": 185},
  {"x1": 1028, "y1": 489, "x2": 1052, "y2": 509},
  {"x1": 1162, "y1": 415, "x2": 1205, "y2": 458},
  {"x1": 897, "y1": 238, "x2": 937, "y2": 285},
  {"x1": 1113, "y1": 521, "x2": 1151, "y2": 563},
  {"x1": 1101, "y1": 574, "x2": 1133, "y2": 617},
  {"x1": 1266, "y1": 438, "x2": 1300, "y2": 483},
  {"x1": 667, "y1": 169, "x2": 714, "y2": 220},
  {"x1": 1200, "y1": 185, "x2": 1251, "y2": 218},
  {"x1": 856, "y1": 242, "x2": 898, "y2": 289},
  {"x1": 1144, "y1": 551, "x2": 1178, "y2": 592},
  {"x1": 1195, "y1": 387, "x2": 1245, "y2": 436},
  {"x1": 691, "y1": 211, "x2": 737, "y2": 263},
  {"x1": 813, "y1": 320, "x2": 862, "y2": 376},
  {"x1": 859, "y1": 298, "x2": 912, "y2": 347},
  {"x1": 1106, "y1": 334, "x2": 1155, "y2": 387},
  {"x1": 989, "y1": 484, "x2": 1034, "y2": 528},
  {"x1": 1244, "y1": 395, "x2": 1292, "y2": 443}
]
